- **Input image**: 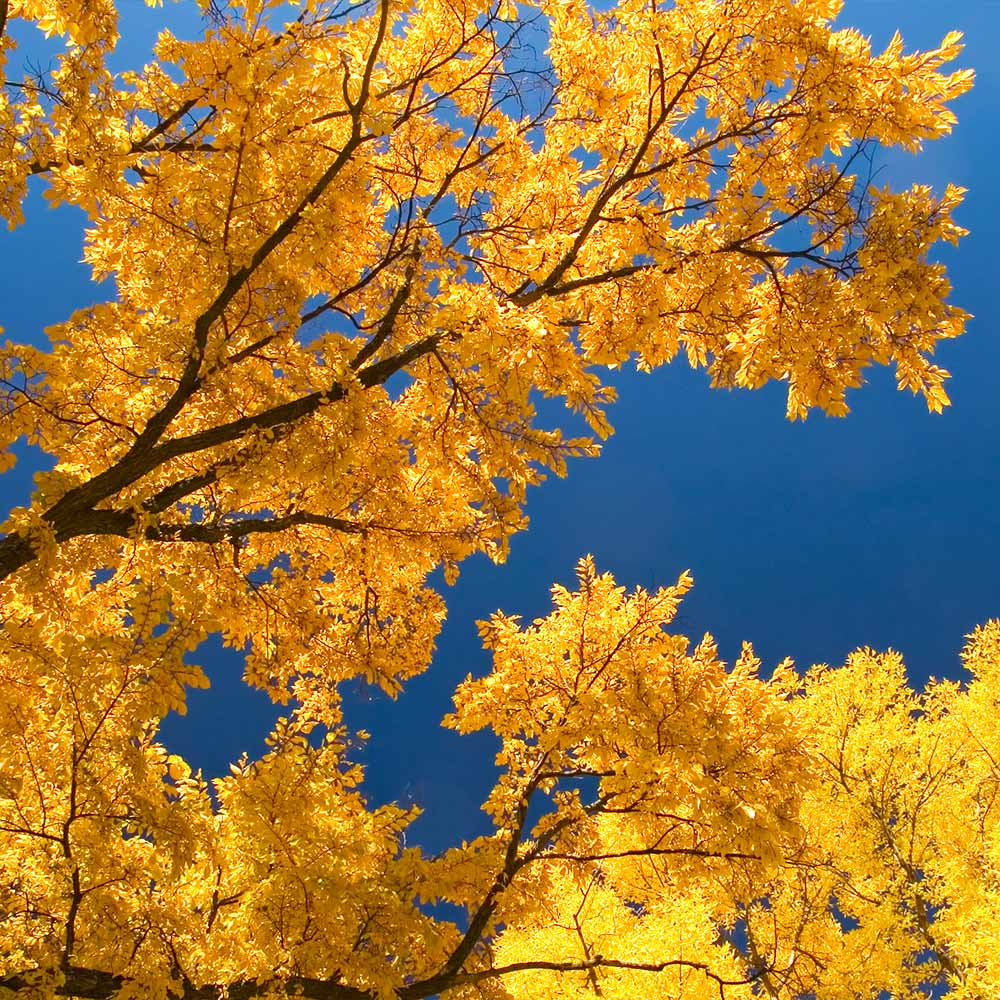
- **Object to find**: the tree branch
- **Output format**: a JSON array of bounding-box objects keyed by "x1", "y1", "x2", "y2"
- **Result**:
[
  {"x1": 0, "y1": 334, "x2": 444, "y2": 583},
  {"x1": 0, "y1": 969, "x2": 371, "y2": 1000},
  {"x1": 441, "y1": 955, "x2": 760, "y2": 991},
  {"x1": 538, "y1": 846, "x2": 760, "y2": 863}
]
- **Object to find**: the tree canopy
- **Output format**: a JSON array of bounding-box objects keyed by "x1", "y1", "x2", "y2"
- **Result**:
[{"x1": 0, "y1": 0, "x2": 991, "y2": 997}]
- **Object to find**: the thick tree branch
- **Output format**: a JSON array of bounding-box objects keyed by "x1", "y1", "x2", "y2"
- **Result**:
[
  {"x1": 56, "y1": 509, "x2": 366, "y2": 544},
  {"x1": 141, "y1": 331, "x2": 443, "y2": 471},
  {"x1": 444, "y1": 955, "x2": 759, "y2": 991},
  {"x1": 0, "y1": 332, "x2": 444, "y2": 583},
  {"x1": 404, "y1": 762, "x2": 552, "y2": 999},
  {"x1": 2, "y1": 953, "x2": 760, "y2": 1000},
  {"x1": 0, "y1": 969, "x2": 371, "y2": 1000},
  {"x1": 538, "y1": 846, "x2": 760, "y2": 863}
]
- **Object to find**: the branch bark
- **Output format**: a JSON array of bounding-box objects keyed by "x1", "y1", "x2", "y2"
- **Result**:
[
  {"x1": 0, "y1": 331, "x2": 444, "y2": 583},
  {"x1": 1, "y1": 954, "x2": 759, "y2": 1000},
  {"x1": 0, "y1": 969, "x2": 372, "y2": 1000}
]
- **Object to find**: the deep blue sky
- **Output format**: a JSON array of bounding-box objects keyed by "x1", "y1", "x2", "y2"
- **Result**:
[{"x1": 1, "y1": 0, "x2": 997, "y2": 854}]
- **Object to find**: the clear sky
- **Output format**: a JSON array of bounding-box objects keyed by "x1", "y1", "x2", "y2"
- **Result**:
[{"x1": 1, "y1": 0, "x2": 997, "y2": 855}]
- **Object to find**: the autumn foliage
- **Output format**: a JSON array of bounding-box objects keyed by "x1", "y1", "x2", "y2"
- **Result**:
[{"x1": 0, "y1": 0, "x2": 991, "y2": 997}]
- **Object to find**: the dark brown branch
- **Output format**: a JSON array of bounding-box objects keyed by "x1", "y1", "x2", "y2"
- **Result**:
[
  {"x1": 538, "y1": 846, "x2": 760, "y2": 863},
  {"x1": 350, "y1": 265, "x2": 418, "y2": 371},
  {"x1": 144, "y1": 469, "x2": 223, "y2": 514},
  {"x1": 2, "y1": 951, "x2": 759, "y2": 1000},
  {"x1": 0, "y1": 969, "x2": 371, "y2": 1000},
  {"x1": 159, "y1": 511, "x2": 365, "y2": 543},
  {"x1": 535, "y1": 261, "x2": 661, "y2": 298},
  {"x1": 405, "y1": 762, "x2": 552, "y2": 999},
  {"x1": 444, "y1": 955, "x2": 760, "y2": 991},
  {"x1": 142, "y1": 331, "x2": 443, "y2": 470},
  {"x1": 512, "y1": 32, "x2": 720, "y2": 306},
  {"x1": 50, "y1": 509, "x2": 365, "y2": 544},
  {"x1": 0, "y1": 334, "x2": 444, "y2": 580},
  {"x1": 135, "y1": 99, "x2": 200, "y2": 150}
]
